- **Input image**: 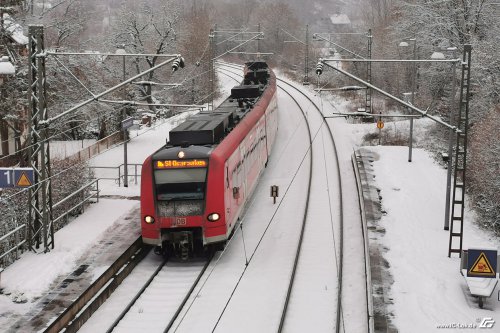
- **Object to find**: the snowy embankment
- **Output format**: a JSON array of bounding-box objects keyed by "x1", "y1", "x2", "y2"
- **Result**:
[
  {"x1": 337, "y1": 100, "x2": 499, "y2": 332},
  {"x1": 365, "y1": 146, "x2": 499, "y2": 332}
]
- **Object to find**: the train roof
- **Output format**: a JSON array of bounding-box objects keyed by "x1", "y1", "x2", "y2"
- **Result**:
[{"x1": 167, "y1": 63, "x2": 272, "y2": 147}]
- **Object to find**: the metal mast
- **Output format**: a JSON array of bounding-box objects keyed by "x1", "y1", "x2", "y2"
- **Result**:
[
  {"x1": 365, "y1": 29, "x2": 372, "y2": 114},
  {"x1": 303, "y1": 24, "x2": 309, "y2": 85},
  {"x1": 27, "y1": 25, "x2": 53, "y2": 252},
  {"x1": 209, "y1": 26, "x2": 216, "y2": 111},
  {"x1": 448, "y1": 45, "x2": 472, "y2": 257}
]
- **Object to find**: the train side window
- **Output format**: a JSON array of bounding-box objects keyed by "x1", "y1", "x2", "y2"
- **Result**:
[{"x1": 226, "y1": 166, "x2": 229, "y2": 188}]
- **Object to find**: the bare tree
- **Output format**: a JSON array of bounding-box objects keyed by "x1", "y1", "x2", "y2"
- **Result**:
[{"x1": 111, "y1": 1, "x2": 181, "y2": 112}]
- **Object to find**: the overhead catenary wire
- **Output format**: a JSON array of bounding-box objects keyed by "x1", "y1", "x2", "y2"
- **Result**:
[
  {"x1": 0, "y1": 111, "x2": 195, "y2": 205},
  {"x1": 171, "y1": 66, "x2": 314, "y2": 332},
  {"x1": 227, "y1": 60, "x2": 347, "y2": 330},
  {"x1": 0, "y1": 103, "x2": 122, "y2": 164}
]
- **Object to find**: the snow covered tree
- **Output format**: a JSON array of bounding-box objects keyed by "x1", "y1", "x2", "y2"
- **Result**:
[
  {"x1": 176, "y1": 3, "x2": 214, "y2": 105},
  {"x1": 468, "y1": 107, "x2": 500, "y2": 234},
  {"x1": 110, "y1": 0, "x2": 181, "y2": 113}
]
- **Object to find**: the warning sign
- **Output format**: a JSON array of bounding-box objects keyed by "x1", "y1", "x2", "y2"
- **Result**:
[
  {"x1": 467, "y1": 249, "x2": 497, "y2": 278},
  {"x1": 376, "y1": 120, "x2": 384, "y2": 129},
  {"x1": 0, "y1": 168, "x2": 34, "y2": 188},
  {"x1": 17, "y1": 172, "x2": 32, "y2": 187}
]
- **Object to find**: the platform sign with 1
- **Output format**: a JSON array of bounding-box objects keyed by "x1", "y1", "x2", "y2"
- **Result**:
[
  {"x1": 0, "y1": 168, "x2": 34, "y2": 188},
  {"x1": 121, "y1": 117, "x2": 134, "y2": 130}
]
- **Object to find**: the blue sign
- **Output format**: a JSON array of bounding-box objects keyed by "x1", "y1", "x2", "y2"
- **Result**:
[
  {"x1": 121, "y1": 117, "x2": 134, "y2": 130},
  {"x1": 0, "y1": 168, "x2": 34, "y2": 188},
  {"x1": 467, "y1": 248, "x2": 497, "y2": 278}
]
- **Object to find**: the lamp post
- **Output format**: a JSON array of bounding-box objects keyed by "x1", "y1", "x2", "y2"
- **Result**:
[
  {"x1": 115, "y1": 47, "x2": 128, "y2": 187},
  {"x1": 398, "y1": 38, "x2": 417, "y2": 162}
]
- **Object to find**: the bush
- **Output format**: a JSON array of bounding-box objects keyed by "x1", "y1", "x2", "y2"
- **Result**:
[{"x1": 468, "y1": 107, "x2": 500, "y2": 234}]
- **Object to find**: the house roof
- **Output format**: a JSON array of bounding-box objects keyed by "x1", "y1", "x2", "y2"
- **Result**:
[
  {"x1": 2, "y1": 13, "x2": 28, "y2": 45},
  {"x1": 330, "y1": 14, "x2": 351, "y2": 25}
]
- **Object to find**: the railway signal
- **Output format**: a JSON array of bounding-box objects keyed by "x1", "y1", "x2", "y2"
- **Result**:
[
  {"x1": 270, "y1": 185, "x2": 279, "y2": 204},
  {"x1": 172, "y1": 56, "x2": 185, "y2": 72},
  {"x1": 315, "y1": 60, "x2": 323, "y2": 76}
]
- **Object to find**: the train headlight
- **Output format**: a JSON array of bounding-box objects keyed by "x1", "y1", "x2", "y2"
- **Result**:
[
  {"x1": 178, "y1": 151, "x2": 185, "y2": 159},
  {"x1": 144, "y1": 215, "x2": 155, "y2": 224},
  {"x1": 207, "y1": 213, "x2": 220, "y2": 222}
]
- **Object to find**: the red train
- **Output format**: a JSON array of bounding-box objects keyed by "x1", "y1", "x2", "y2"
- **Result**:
[{"x1": 140, "y1": 62, "x2": 278, "y2": 258}]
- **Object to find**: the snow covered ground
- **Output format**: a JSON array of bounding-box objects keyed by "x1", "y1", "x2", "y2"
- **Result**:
[
  {"x1": 365, "y1": 146, "x2": 499, "y2": 331},
  {"x1": 0, "y1": 69, "x2": 498, "y2": 333}
]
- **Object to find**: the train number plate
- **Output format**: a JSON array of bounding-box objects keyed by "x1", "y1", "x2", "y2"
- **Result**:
[{"x1": 172, "y1": 217, "x2": 187, "y2": 227}]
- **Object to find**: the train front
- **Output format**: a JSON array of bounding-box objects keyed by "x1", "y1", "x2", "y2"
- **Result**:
[{"x1": 141, "y1": 144, "x2": 217, "y2": 258}]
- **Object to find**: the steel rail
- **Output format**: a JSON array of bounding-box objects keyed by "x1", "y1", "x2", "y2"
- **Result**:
[
  {"x1": 104, "y1": 257, "x2": 212, "y2": 333},
  {"x1": 43, "y1": 237, "x2": 148, "y2": 333},
  {"x1": 273, "y1": 80, "x2": 315, "y2": 333},
  {"x1": 217, "y1": 64, "x2": 351, "y2": 332},
  {"x1": 214, "y1": 65, "x2": 314, "y2": 332},
  {"x1": 163, "y1": 257, "x2": 213, "y2": 333},
  {"x1": 219, "y1": 63, "x2": 344, "y2": 332},
  {"x1": 105, "y1": 257, "x2": 169, "y2": 333},
  {"x1": 276, "y1": 78, "x2": 345, "y2": 333}
]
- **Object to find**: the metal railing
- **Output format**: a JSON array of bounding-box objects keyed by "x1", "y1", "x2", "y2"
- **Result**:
[
  {"x1": 0, "y1": 179, "x2": 100, "y2": 268},
  {"x1": 88, "y1": 164, "x2": 142, "y2": 187},
  {"x1": 51, "y1": 179, "x2": 100, "y2": 227},
  {"x1": 66, "y1": 132, "x2": 122, "y2": 162},
  {"x1": 0, "y1": 221, "x2": 26, "y2": 263}
]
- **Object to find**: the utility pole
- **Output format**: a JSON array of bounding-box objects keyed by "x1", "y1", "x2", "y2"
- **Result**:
[
  {"x1": 444, "y1": 48, "x2": 458, "y2": 231},
  {"x1": 209, "y1": 26, "x2": 215, "y2": 111},
  {"x1": 257, "y1": 23, "x2": 261, "y2": 54},
  {"x1": 303, "y1": 24, "x2": 309, "y2": 85},
  {"x1": 408, "y1": 38, "x2": 417, "y2": 162},
  {"x1": 365, "y1": 29, "x2": 372, "y2": 114},
  {"x1": 27, "y1": 25, "x2": 54, "y2": 252}
]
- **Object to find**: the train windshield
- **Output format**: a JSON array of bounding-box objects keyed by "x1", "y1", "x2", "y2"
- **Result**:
[{"x1": 154, "y1": 168, "x2": 207, "y2": 201}]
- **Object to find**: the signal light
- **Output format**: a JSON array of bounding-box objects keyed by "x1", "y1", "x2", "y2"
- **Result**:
[
  {"x1": 144, "y1": 215, "x2": 155, "y2": 224},
  {"x1": 207, "y1": 213, "x2": 220, "y2": 222},
  {"x1": 172, "y1": 56, "x2": 185, "y2": 72},
  {"x1": 316, "y1": 60, "x2": 323, "y2": 76}
]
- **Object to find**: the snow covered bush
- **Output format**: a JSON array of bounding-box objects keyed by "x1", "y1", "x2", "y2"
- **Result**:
[{"x1": 468, "y1": 107, "x2": 500, "y2": 234}]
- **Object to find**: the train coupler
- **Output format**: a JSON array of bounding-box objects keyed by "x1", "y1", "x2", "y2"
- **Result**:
[{"x1": 173, "y1": 231, "x2": 194, "y2": 260}]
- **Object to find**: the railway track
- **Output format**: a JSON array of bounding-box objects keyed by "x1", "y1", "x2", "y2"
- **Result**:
[
  {"x1": 215, "y1": 63, "x2": 355, "y2": 332},
  {"x1": 106, "y1": 257, "x2": 211, "y2": 333},
  {"x1": 42, "y1": 237, "x2": 148, "y2": 333},
  {"x1": 42, "y1": 63, "x2": 367, "y2": 333},
  {"x1": 40, "y1": 237, "x2": 211, "y2": 333}
]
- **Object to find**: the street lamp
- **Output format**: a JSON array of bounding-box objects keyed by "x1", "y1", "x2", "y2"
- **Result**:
[
  {"x1": 115, "y1": 47, "x2": 129, "y2": 187},
  {"x1": 398, "y1": 38, "x2": 417, "y2": 162},
  {"x1": 0, "y1": 56, "x2": 16, "y2": 84}
]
